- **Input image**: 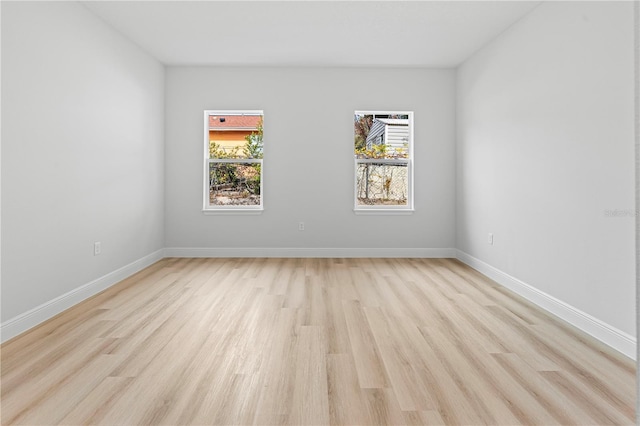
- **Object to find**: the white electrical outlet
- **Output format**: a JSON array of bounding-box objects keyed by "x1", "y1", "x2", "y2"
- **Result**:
[
  {"x1": 94, "y1": 242, "x2": 101, "y2": 256},
  {"x1": 488, "y1": 233, "x2": 494, "y2": 245},
  {"x1": 298, "y1": 222, "x2": 305, "y2": 231}
]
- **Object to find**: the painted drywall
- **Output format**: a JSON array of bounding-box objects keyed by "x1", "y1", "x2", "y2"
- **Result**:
[
  {"x1": 457, "y1": 1, "x2": 635, "y2": 336},
  {"x1": 0, "y1": 1, "x2": 4, "y2": 325},
  {"x1": 1, "y1": 1, "x2": 165, "y2": 322},
  {"x1": 164, "y1": 67, "x2": 455, "y2": 252}
]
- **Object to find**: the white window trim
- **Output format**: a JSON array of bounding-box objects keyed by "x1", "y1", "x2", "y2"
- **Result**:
[
  {"x1": 353, "y1": 110, "x2": 414, "y2": 214},
  {"x1": 203, "y1": 110, "x2": 264, "y2": 213}
]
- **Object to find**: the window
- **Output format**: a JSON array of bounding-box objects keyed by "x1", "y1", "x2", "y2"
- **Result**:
[
  {"x1": 354, "y1": 111, "x2": 413, "y2": 212},
  {"x1": 204, "y1": 110, "x2": 263, "y2": 212}
]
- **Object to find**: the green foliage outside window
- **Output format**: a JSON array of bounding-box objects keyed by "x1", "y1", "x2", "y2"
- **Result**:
[{"x1": 210, "y1": 118, "x2": 263, "y2": 203}]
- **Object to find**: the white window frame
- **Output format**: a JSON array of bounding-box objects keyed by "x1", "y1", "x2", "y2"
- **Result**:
[
  {"x1": 354, "y1": 110, "x2": 414, "y2": 214},
  {"x1": 203, "y1": 109, "x2": 264, "y2": 213}
]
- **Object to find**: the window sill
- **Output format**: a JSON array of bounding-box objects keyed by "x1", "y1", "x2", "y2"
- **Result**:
[
  {"x1": 354, "y1": 209, "x2": 414, "y2": 216},
  {"x1": 203, "y1": 209, "x2": 264, "y2": 216}
]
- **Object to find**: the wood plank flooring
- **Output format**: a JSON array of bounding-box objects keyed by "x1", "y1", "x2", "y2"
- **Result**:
[{"x1": 1, "y1": 258, "x2": 636, "y2": 425}]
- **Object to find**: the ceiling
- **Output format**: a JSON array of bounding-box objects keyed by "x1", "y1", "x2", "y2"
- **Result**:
[{"x1": 82, "y1": 1, "x2": 542, "y2": 67}]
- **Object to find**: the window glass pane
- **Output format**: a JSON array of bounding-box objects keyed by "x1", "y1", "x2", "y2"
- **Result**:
[
  {"x1": 354, "y1": 110, "x2": 412, "y2": 210},
  {"x1": 356, "y1": 162, "x2": 408, "y2": 206},
  {"x1": 209, "y1": 113, "x2": 263, "y2": 159},
  {"x1": 204, "y1": 109, "x2": 264, "y2": 211},
  {"x1": 209, "y1": 162, "x2": 261, "y2": 206},
  {"x1": 354, "y1": 113, "x2": 409, "y2": 160}
]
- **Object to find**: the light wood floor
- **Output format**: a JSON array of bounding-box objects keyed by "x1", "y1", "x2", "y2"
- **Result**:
[{"x1": 1, "y1": 258, "x2": 635, "y2": 425}]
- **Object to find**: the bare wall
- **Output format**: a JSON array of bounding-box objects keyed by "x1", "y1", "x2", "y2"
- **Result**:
[
  {"x1": 164, "y1": 67, "x2": 455, "y2": 253},
  {"x1": 1, "y1": 1, "x2": 165, "y2": 322},
  {"x1": 456, "y1": 1, "x2": 635, "y2": 337}
]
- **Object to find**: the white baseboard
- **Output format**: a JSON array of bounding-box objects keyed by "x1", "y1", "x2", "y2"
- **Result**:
[
  {"x1": 164, "y1": 247, "x2": 457, "y2": 258},
  {"x1": 4, "y1": 247, "x2": 633, "y2": 361},
  {"x1": 456, "y1": 250, "x2": 637, "y2": 360},
  {"x1": 0, "y1": 249, "x2": 165, "y2": 343}
]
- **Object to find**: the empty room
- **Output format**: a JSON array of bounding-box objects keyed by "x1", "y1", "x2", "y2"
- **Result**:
[{"x1": 1, "y1": 1, "x2": 637, "y2": 425}]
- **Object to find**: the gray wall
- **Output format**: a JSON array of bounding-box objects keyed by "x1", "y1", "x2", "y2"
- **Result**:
[
  {"x1": 456, "y1": 1, "x2": 635, "y2": 336},
  {"x1": 165, "y1": 67, "x2": 456, "y2": 252},
  {"x1": 1, "y1": 1, "x2": 165, "y2": 322}
]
